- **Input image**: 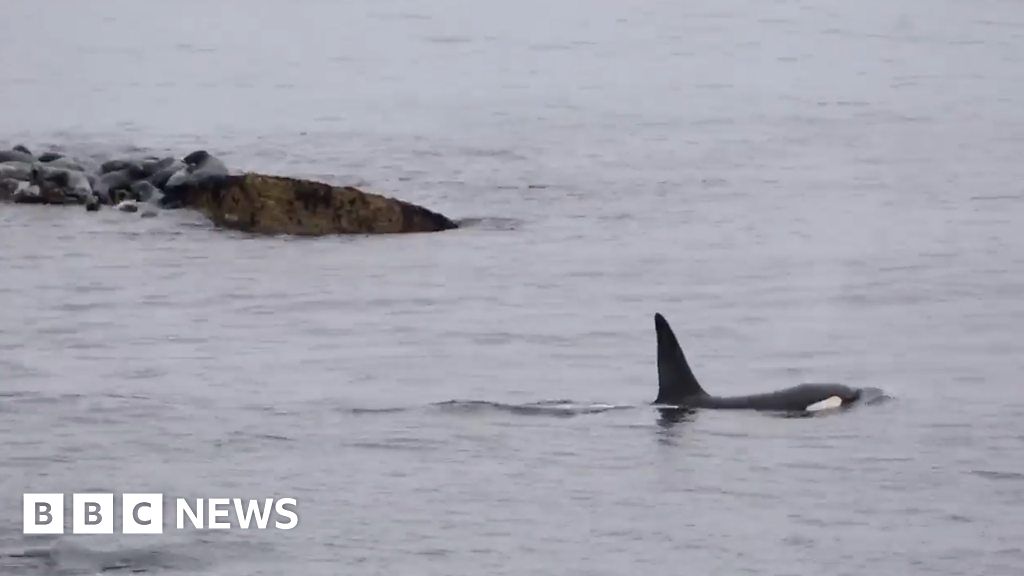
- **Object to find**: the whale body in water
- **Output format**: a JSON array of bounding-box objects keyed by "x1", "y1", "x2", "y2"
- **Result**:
[{"x1": 653, "y1": 313, "x2": 877, "y2": 413}]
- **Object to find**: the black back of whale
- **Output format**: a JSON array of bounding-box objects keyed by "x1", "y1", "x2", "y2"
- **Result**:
[{"x1": 654, "y1": 313, "x2": 861, "y2": 411}]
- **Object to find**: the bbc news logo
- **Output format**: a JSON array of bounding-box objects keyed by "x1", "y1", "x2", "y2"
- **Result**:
[{"x1": 23, "y1": 494, "x2": 299, "y2": 534}]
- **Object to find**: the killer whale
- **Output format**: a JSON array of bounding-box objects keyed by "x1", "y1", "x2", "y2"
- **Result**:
[{"x1": 654, "y1": 313, "x2": 863, "y2": 412}]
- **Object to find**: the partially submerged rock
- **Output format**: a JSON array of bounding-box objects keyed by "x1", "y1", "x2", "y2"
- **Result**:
[
  {"x1": 130, "y1": 180, "x2": 160, "y2": 203},
  {"x1": 35, "y1": 165, "x2": 92, "y2": 199},
  {"x1": 164, "y1": 173, "x2": 456, "y2": 235},
  {"x1": 164, "y1": 150, "x2": 227, "y2": 192},
  {"x1": 0, "y1": 149, "x2": 33, "y2": 163},
  {"x1": 116, "y1": 200, "x2": 139, "y2": 213},
  {"x1": 11, "y1": 184, "x2": 45, "y2": 204},
  {"x1": 0, "y1": 161, "x2": 33, "y2": 181},
  {"x1": 43, "y1": 157, "x2": 87, "y2": 172},
  {"x1": 1, "y1": 178, "x2": 24, "y2": 201},
  {"x1": 2, "y1": 145, "x2": 457, "y2": 235},
  {"x1": 147, "y1": 159, "x2": 185, "y2": 188}
]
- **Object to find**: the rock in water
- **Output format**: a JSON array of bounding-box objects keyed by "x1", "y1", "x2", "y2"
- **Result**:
[
  {"x1": 141, "y1": 156, "x2": 176, "y2": 177},
  {"x1": 85, "y1": 195, "x2": 100, "y2": 211},
  {"x1": 163, "y1": 166, "x2": 190, "y2": 190},
  {"x1": 101, "y1": 159, "x2": 138, "y2": 174},
  {"x1": 2, "y1": 171, "x2": 80, "y2": 205},
  {"x1": 147, "y1": 159, "x2": 185, "y2": 188},
  {"x1": 0, "y1": 161, "x2": 33, "y2": 181},
  {"x1": 164, "y1": 173, "x2": 456, "y2": 235},
  {"x1": 116, "y1": 200, "x2": 139, "y2": 213},
  {"x1": 187, "y1": 153, "x2": 227, "y2": 184},
  {"x1": 130, "y1": 180, "x2": 160, "y2": 202},
  {"x1": 43, "y1": 157, "x2": 87, "y2": 172},
  {"x1": 0, "y1": 148, "x2": 34, "y2": 163},
  {"x1": 38, "y1": 152, "x2": 63, "y2": 162},
  {"x1": 12, "y1": 184, "x2": 43, "y2": 203},
  {"x1": 1, "y1": 178, "x2": 23, "y2": 201},
  {"x1": 95, "y1": 169, "x2": 137, "y2": 203},
  {"x1": 36, "y1": 165, "x2": 93, "y2": 200},
  {"x1": 163, "y1": 150, "x2": 228, "y2": 192},
  {"x1": 140, "y1": 209, "x2": 158, "y2": 218}
]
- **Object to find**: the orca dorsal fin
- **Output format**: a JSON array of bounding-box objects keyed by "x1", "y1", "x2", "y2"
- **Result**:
[{"x1": 654, "y1": 313, "x2": 708, "y2": 403}]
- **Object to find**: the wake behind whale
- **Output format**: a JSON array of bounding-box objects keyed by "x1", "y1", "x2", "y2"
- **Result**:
[
  {"x1": 344, "y1": 400, "x2": 632, "y2": 418},
  {"x1": 341, "y1": 313, "x2": 890, "y2": 420},
  {"x1": 433, "y1": 399, "x2": 630, "y2": 417}
]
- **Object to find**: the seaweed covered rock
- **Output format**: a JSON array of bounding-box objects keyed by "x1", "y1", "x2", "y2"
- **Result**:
[
  {"x1": 163, "y1": 173, "x2": 456, "y2": 235},
  {"x1": 1, "y1": 145, "x2": 457, "y2": 235}
]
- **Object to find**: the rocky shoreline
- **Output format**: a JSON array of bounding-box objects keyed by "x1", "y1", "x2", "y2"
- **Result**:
[{"x1": 0, "y1": 144, "x2": 457, "y2": 235}]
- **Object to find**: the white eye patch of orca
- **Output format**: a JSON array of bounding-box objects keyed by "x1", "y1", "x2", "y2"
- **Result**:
[{"x1": 805, "y1": 395, "x2": 843, "y2": 412}]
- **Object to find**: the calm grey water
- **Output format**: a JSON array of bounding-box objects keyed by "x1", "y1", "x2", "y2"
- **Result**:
[{"x1": 3, "y1": 1, "x2": 1024, "y2": 574}]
